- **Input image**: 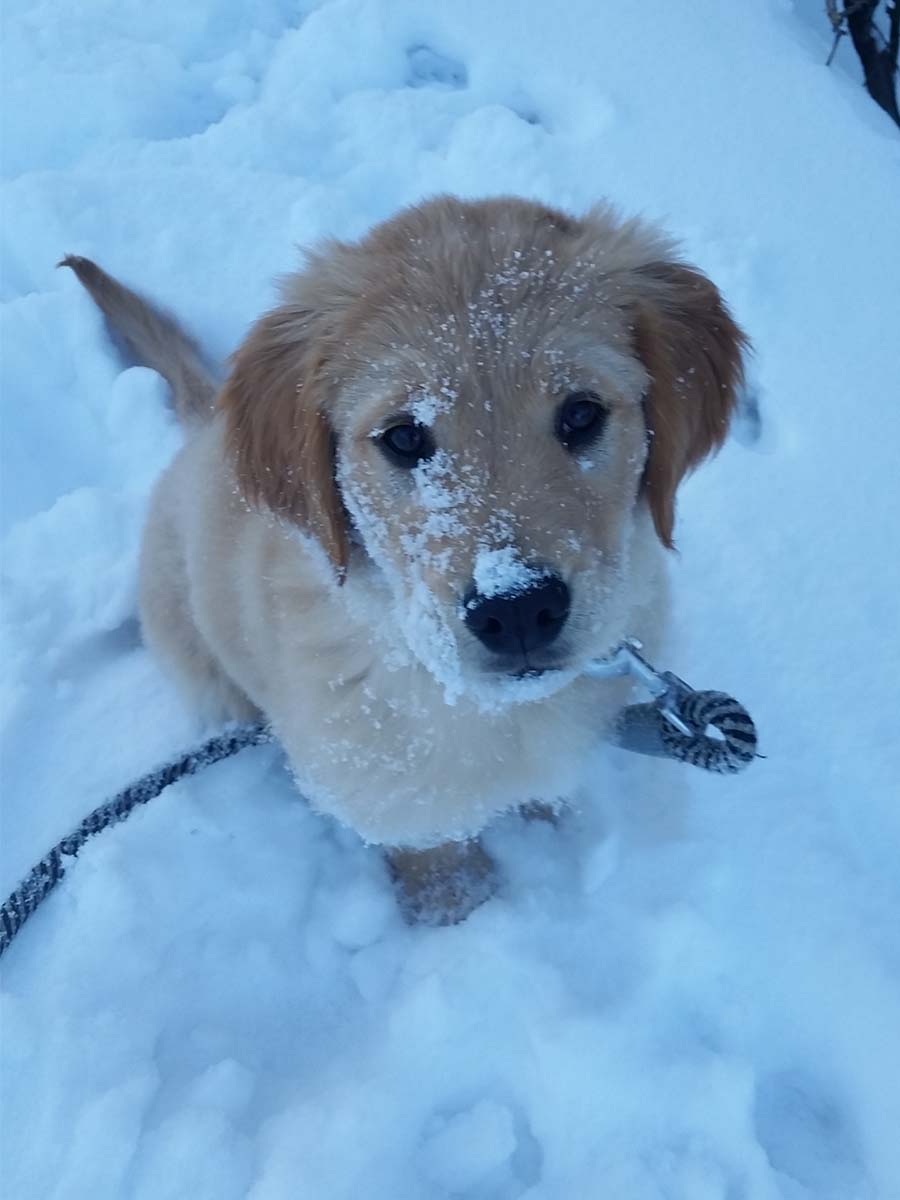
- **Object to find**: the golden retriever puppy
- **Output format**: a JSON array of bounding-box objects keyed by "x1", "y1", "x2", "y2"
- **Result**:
[{"x1": 63, "y1": 195, "x2": 746, "y2": 921}]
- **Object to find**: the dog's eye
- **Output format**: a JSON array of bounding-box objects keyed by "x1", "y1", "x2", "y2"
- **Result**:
[
  {"x1": 556, "y1": 391, "x2": 608, "y2": 450},
  {"x1": 379, "y1": 422, "x2": 436, "y2": 468}
]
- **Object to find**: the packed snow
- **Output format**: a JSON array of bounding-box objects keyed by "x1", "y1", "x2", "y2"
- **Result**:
[{"x1": 2, "y1": 1, "x2": 900, "y2": 1198}]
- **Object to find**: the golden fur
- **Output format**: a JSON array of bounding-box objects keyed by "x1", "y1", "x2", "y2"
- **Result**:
[{"x1": 64, "y1": 196, "x2": 747, "y2": 922}]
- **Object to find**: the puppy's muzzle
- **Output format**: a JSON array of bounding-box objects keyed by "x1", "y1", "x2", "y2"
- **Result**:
[{"x1": 463, "y1": 576, "x2": 570, "y2": 658}]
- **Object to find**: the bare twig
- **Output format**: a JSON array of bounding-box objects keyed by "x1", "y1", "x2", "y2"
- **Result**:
[
  {"x1": 827, "y1": 28, "x2": 846, "y2": 66},
  {"x1": 825, "y1": 0, "x2": 869, "y2": 66}
]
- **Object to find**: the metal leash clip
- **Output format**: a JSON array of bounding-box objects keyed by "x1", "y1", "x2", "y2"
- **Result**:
[{"x1": 585, "y1": 639, "x2": 759, "y2": 773}]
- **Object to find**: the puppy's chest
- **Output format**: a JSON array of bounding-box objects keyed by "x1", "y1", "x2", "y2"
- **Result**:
[{"x1": 306, "y1": 654, "x2": 613, "y2": 798}]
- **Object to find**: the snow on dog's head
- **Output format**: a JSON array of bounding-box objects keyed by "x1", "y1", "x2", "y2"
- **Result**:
[{"x1": 221, "y1": 196, "x2": 747, "y2": 702}]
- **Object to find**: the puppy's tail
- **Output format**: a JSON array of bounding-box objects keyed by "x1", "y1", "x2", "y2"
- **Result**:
[{"x1": 59, "y1": 255, "x2": 217, "y2": 426}]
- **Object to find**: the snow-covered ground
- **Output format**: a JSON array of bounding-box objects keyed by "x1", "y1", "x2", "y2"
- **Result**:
[{"x1": 2, "y1": 1, "x2": 900, "y2": 1196}]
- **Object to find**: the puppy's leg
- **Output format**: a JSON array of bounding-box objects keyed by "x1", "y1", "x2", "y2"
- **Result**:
[
  {"x1": 140, "y1": 490, "x2": 259, "y2": 726},
  {"x1": 387, "y1": 839, "x2": 498, "y2": 926}
]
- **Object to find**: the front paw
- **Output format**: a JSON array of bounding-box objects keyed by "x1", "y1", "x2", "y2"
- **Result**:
[{"x1": 386, "y1": 839, "x2": 498, "y2": 926}]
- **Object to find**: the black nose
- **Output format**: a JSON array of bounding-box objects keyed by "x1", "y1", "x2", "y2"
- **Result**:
[{"x1": 463, "y1": 576, "x2": 571, "y2": 656}]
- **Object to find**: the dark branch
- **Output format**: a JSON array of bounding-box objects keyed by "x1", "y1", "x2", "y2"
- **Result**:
[
  {"x1": 845, "y1": 0, "x2": 900, "y2": 126},
  {"x1": 888, "y1": 1, "x2": 900, "y2": 70}
]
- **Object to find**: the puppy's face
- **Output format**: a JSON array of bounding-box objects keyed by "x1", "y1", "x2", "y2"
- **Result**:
[
  {"x1": 222, "y1": 198, "x2": 746, "y2": 701},
  {"x1": 334, "y1": 299, "x2": 650, "y2": 695}
]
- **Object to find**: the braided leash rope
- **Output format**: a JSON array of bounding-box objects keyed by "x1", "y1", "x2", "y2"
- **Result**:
[
  {"x1": 0, "y1": 724, "x2": 270, "y2": 959},
  {"x1": 587, "y1": 641, "x2": 759, "y2": 772},
  {"x1": 614, "y1": 690, "x2": 758, "y2": 772},
  {"x1": 658, "y1": 688, "x2": 758, "y2": 772}
]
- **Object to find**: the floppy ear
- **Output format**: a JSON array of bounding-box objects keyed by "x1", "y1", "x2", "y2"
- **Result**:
[
  {"x1": 631, "y1": 261, "x2": 748, "y2": 548},
  {"x1": 219, "y1": 304, "x2": 349, "y2": 575}
]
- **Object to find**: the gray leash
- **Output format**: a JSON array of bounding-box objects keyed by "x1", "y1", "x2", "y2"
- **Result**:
[
  {"x1": 0, "y1": 725, "x2": 270, "y2": 959},
  {"x1": 0, "y1": 644, "x2": 757, "y2": 960}
]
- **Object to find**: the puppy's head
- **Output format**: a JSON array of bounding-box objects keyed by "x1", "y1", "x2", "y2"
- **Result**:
[{"x1": 221, "y1": 197, "x2": 747, "y2": 701}]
